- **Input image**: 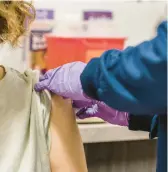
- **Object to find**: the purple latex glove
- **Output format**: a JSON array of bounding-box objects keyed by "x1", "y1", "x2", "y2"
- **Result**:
[
  {"x1": 73, "y1": 100, "x2": 129, "y2": 126},
  {"x1": 34, "y1": 61, "x2": 128, "y2": 126},
  {"x1": 35, "y1": 62, "x2": 88, "y2": 101}
]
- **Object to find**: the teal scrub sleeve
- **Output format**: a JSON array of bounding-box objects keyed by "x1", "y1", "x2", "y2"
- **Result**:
[{"x1": 81, "y1": 21, "x2": 167, "y2": 114}]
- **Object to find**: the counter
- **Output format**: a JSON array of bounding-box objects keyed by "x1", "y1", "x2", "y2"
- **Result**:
[{"x1": 79, "y1": 123, "x2": 149, "y2": 143}]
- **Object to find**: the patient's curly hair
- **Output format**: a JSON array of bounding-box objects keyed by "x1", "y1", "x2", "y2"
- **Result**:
[{"x1": 0, "y1": 1, "x2": 35, "y2": 46}]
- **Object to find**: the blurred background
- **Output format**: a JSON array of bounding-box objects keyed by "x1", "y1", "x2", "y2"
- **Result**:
[{"x1": 0, "y1": 0, "x2": 167, "y2": 171}]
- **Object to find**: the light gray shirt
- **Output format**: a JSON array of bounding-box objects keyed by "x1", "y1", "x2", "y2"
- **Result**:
[{"x1": 0, "y1": 67, "x2": 51, "y2": 172}]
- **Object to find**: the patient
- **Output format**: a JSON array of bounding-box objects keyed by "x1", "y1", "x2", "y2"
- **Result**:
[{"x1": 0, "y1": 1, "x2": 87, "y2": 172}]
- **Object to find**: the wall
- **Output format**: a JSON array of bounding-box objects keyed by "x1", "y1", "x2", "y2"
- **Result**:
[{"x1": 0, "y1": 0, "x2": 166, "y2": 71}]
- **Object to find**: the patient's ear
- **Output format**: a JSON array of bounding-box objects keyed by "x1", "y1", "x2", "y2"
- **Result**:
[{"x1": 0, "y1": 66, "x2": 5, "y2": 80}]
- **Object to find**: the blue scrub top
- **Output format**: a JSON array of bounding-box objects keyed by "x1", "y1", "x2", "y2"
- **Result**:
[{"x1": 81, "y1": 21, "x2": 167, "y2": 172}]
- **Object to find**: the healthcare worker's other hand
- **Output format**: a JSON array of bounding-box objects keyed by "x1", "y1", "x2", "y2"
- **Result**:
[
  {"x1": 35, "y1": 62, "x2": 88, "y2": 101},
  {"x1": 74, "y1": 100, "x2": 129, "y2": 126}
]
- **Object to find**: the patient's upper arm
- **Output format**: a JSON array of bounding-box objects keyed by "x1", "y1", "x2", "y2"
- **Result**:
[{"x1": 49, "y1": 95, "x2": 87, "y2": 172}]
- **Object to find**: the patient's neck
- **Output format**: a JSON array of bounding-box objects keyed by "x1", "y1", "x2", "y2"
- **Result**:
[{"x1": 0, "y1": 65, "x2": 5, "y2": 80}]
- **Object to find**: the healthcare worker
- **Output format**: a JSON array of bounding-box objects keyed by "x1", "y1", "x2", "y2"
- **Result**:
[{"x1": 35, "y1": 21, "x2": 167, "y2": 172}]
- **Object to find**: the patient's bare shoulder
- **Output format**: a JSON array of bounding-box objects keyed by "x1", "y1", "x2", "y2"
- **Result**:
[
  {"x1": 49, "y1": 95, "x2": 88, "y2": 172},
  {"x1": 0, "y1": 66, "x2": 5, "y2": 80}
]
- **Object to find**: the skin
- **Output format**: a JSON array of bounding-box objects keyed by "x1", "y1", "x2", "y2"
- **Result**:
[
  {"x1": 0, "y1": 66, "x2": 88, "y2": 172},
  {"x1": 0, "y1": 66, "x2": 5, "y2": 80},
  {"x1": 50, "y1": 95, "x2": 88, "y2": 172}
]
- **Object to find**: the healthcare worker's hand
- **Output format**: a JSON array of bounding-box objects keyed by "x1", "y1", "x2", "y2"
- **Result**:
[
  {"x1": 34, "y1": 61, "x2": 129, "y2": 126},
  {"x1": 74, "y1": 100, "x2": 129, "y2": 126},
  {"x1": 35, "y1": 62, "x2": 88, "y2": 101}
]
